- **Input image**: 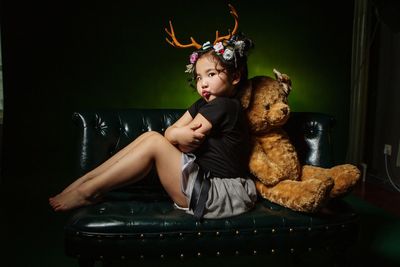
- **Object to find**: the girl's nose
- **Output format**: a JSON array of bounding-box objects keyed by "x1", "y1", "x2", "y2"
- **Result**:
[{"x1": 201, "y1": 79, "x2": 208, "y2": 88}]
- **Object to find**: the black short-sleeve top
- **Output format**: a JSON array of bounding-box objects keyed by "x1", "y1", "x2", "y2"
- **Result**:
[{"x1": 188, "y1": 97, "x2": 250, "y2": 177}]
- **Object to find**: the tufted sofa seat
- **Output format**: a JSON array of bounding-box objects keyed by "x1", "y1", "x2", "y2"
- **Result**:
[{"x1": 64, "y1": 109, "x2": 359, "y2": 266}]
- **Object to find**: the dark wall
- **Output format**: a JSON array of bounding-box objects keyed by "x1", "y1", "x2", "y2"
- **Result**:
[
  {"x1": 365, "y1": 0, "x2": 400, "y2": 181},
  {"x1": 0, "y1": 0, "x2": 355, "y2": 201}
]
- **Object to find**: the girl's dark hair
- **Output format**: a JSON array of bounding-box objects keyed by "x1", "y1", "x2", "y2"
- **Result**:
[{"x1": 189, "y1": 33, "x2": 254, "y2": 91}]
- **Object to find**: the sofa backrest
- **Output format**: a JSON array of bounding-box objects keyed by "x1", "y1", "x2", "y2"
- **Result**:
[
  {"x1": 72, "y1": 109, "x2": 335, "y2": 195},
  {"x1": 72, "y1": 109, "x2": 184, "y2": 175}
]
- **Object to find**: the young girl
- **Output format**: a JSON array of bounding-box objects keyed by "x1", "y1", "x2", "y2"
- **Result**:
[{"x1": 49, "y1": 12, "x2": 256, "y2": 219}]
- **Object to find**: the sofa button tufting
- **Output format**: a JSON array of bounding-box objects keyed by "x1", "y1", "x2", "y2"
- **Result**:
[
  {"x1": 197, "y1": 232, "x2": 201, "y2": 237},
  {"x1": 216, "y1": 231, "x2": 220, "y2": 236},
  {"x1": 271, "y1": 249, "x2": 276, "y2": 254},
  {"x1": 253, "y1": 229, "x2": 257, "y2": 234},
  {"x1": 271, "y1": 229, "x2": 276, "y2": 233},
  {"x1": 216, "y1": 251, "x2": 221, "y2": 256},
  {"x1": 290, "y1": 248, "x2": 295, "y2": 253},
  {"x1": 180, "y1": 253, "x2": 184, "y2": 259},
  {"x1": 235, "y1": 250, "x2": 239, "y2": 255},
  {"x1": 308, "y1": 247, "x2": 312, "y2": 252},
  {"x1": 197, "y1": 252, "x2": 201, "y2": 257},
  {"x1": 253, "y1": 250, "x2": 257, "y2": 255},
  {"x1": 289, "y1": 228, "x2": 293, "y2": 232},
  {"x1": 235, "y1": 230, "x2": 240, "y2": 235}
]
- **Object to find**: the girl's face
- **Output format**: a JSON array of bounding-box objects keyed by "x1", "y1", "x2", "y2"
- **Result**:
[{"x1": 195, "y1": 54, "x2": 240, "y2": 102}]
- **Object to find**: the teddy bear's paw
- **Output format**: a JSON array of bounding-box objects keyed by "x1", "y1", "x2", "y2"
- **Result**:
[
  {"x1": 255, "y1": 178, "x2": 333, "y2": 213},
  {"x1": 329, "y1": 164, "x2": 361, "y2": 198}
]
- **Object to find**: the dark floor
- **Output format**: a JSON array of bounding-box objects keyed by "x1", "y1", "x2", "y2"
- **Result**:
[{"x1": 352, "y1": 176, "x2": 400, "y2": 218}]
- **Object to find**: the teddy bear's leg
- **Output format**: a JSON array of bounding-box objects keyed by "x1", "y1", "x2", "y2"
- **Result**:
[
  {"x1": 301, "y1": 165, "x2": 332, "y2": 181},
  {"x1": 250, "y1": 133, "x2": 301, "y2": 186},
  {"x1": 255, "y1": 177, "x2": 334, "y2": 213},
  {"x1": 327, "y1": 164, "x2": 360, "y2": 198},
  {"x1": 302, "y1": 164, "x2": 361, "y2": 198}
]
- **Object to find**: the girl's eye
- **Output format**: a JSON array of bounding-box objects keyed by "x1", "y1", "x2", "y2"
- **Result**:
[{"x1": 208, "y1": 72, "x2": 216, "y2": 77}]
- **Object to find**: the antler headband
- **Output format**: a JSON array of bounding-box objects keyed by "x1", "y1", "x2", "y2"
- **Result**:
[{"x1": 165, "y1": 4, "x2": 239, "y2": 49}]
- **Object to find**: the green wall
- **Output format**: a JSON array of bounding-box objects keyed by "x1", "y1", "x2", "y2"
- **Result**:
[{"x1": 1, "y1": 0, "x2": 354, "y2": 197}]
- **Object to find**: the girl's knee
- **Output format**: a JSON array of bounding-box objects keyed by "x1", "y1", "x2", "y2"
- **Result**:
[
  {"x1": 141, "y1": 131, "x2": 167, "y2": 147},
  {"x1": 141, "y1": 131, "x2": 160, "y2": 138}
]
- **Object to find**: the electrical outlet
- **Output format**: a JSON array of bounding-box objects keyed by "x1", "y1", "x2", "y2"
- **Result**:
[{"x1": 384, "y1": 144, "x2": 392, "y2": 156}]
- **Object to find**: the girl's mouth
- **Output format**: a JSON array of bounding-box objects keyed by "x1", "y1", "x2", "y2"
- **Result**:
[{"x1": 202, "y1": 91, "x2": 211, "y2": 100}]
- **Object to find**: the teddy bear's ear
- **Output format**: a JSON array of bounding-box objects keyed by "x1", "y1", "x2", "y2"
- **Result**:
[
  {"x1": 239, "y1": 79, "x2": 253, "y2": 109},
  {"x1": 273, "y1": 68, "x2": 292, "y2": 96}
]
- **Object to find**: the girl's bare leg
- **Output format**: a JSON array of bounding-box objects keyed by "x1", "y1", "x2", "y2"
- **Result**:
[
  {"x1": 61, "y1": 131, "x2": 159, "y2": 193},
  {"x1": 49, "y1": 132, "x2": 186, "y2": 211}
]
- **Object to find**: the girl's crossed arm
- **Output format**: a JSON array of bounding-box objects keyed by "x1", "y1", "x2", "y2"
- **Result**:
[{"x1": 165, "y1": 111, "x2": 212, "y2": 152}]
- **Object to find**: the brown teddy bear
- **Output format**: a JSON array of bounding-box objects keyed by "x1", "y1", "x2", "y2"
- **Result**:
[{"x1": 240, "y1": 69, "x2": 360, "y2": 212}]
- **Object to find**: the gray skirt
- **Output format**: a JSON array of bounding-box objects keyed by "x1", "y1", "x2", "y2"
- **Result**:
[{"x1": 176, "y1": 153, "x2": 257, "y2": 219}]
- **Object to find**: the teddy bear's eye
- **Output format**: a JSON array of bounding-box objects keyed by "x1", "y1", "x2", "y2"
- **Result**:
[{"x1": 264, "y1": 104, "x2": 270, "y2": 110}]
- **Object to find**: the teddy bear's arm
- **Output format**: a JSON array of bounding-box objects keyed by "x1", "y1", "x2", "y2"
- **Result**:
[{"x1": 249, "y1": 132, "x2": 301, "y2": 186}]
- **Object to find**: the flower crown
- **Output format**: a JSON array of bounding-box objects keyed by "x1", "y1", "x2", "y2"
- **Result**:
[
  {"x1": 165, "y1": 4, "x2": 249, "y2": 73},
  {"x1": 184, "y1": 35, "x2": 249, "y2": 73}
]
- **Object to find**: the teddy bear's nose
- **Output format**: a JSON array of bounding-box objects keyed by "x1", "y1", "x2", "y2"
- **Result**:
[{"x1": 282, "y1": 107, "x2": 288, "y2": 115}]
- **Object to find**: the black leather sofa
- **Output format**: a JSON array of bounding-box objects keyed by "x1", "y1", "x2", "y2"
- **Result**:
[{"x1": 64, "y1": 109, "x2": 359, "y2": 267}]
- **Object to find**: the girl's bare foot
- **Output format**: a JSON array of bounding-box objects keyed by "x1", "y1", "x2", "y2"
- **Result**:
[{"x1": 49, "y1": 189, "x2": 100, "y2": 211}]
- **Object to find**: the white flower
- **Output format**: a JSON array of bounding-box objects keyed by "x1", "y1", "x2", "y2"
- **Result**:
[
  {"x1": 223, "y1": 48, "x2": 234, "y2": 61},
  {"x1": 234, "y1": 41, "x2": 245, "y2": 56},
  {"x1": 213, "y1": 42, "x2": 224, "y2": 52}
]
